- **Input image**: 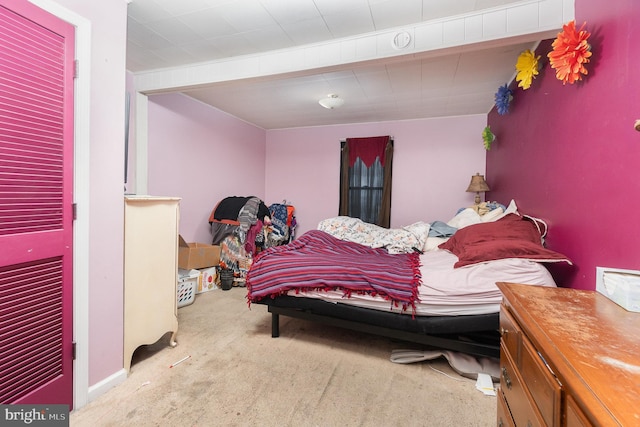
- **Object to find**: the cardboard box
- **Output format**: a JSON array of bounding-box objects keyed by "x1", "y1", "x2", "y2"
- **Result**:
[
  {"x1": 596, "y1": 266, "x2": 640, "y2": 312},
  {"x1": 197, "y1": 266, "x2": 218, "y2": 293},
  {"x1": 178, "y1": 235, "x2": 220, "y2": 270}
]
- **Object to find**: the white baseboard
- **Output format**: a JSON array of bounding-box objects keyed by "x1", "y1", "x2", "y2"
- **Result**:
[{"x1": 86, "y1": 369, "x2": 127, "y2": 404}]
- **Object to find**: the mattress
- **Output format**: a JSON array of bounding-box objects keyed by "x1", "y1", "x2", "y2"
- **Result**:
[{"x1": 288, "y1": 249, "x2": 557, "y2": 316}]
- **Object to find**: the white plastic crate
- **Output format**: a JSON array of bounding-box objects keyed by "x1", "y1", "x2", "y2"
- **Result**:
[
  {"x1": 177, "y1": 277, "x2": 196, "y2": 307},
  {"x1": 177, "y1": 269, "x2": 198, "y2": 308}
]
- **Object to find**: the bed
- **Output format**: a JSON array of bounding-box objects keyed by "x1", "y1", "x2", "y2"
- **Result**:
[{"x1": 246, "y1": 204, "x2": 571, "y2": 359}]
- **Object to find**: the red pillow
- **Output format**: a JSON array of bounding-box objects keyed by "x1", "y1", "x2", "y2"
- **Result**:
[{"x1": 438, "y1": 214, "x2": 571, "y2": 268}]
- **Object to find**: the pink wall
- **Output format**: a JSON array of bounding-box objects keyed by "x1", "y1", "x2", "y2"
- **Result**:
[
  {"x1": 266, "y1": 115, "x2": 489, "y2": 236},
  {"x1": 487, "y1": 0, "x2": 640, "y2": 289},
  {"x1": 147, "y1": 94, "x2": 267, "y2": 243},
  {"x1": 147, "y1": 100, "x2": 490, "y2": 243},
  {"x1": 38, "y1": 0, "x2": 129, "y2": 390},
  {"x1": 52, "y1": 0, "x2": 128, "y2": 386}
]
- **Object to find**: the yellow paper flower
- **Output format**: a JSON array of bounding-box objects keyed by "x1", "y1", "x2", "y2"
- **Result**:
[
  {"x1": 548, "y1": 20, "x2": 592, "y2": 84},
  {"x1": 515, "y1": 49, "x2": 540, "y2": 90}
]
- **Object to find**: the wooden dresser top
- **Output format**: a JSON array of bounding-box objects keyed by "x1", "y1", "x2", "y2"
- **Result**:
[{"x1": 497, "y1": 282, "x2": 640, "y2": 426}]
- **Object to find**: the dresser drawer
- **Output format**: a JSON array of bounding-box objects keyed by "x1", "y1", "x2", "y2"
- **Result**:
[
  {"x1": 500, "y1": 305, "x2": 521, "y2": 364},
  {"x1": 497, "y1": 388, "x2": 515, "y2": 427},
  {"x1": 565, "y1": 395, "x2": 592, "y2": 427},
  {"x1": 521, "y1": 336, "x2": 561, "y2": 426},
  {"x1": 500, "y1": 344, "x2": 545, "y2": 427}
]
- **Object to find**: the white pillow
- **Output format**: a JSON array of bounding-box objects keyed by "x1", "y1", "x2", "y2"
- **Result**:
[
  {"x1": 480, "y1": 207, "x2": 505, "y2": 222},
  {"x1": 505, "y1": 199, "x2": 519, "y2": 215},
  {"x1": 490, "y1": 199, "x2": 520, "y2": 222},
  {"x1": 424, "y1": 236, "x2": 448, "y2": 251},
  {"x1": 447, "y1": 208, "x2": 481, "y2": 229}
]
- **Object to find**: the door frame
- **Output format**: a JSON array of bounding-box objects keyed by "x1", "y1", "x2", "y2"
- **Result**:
[{"x1": 29, "y1": 0, "x2": 91, "y2": 410}]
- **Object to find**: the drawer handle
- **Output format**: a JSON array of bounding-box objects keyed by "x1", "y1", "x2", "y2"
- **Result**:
[
  {"x1": 500, "y1": 327, "x2": 508, "y2": 336},
  {"x1": 501, "y1": 367, "x2": 512, "y2": 389}
]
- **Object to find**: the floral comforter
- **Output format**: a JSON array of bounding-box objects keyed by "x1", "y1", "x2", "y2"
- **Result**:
[{"x1": 317, "y1": 216, "x2": 430, "y2": 254}]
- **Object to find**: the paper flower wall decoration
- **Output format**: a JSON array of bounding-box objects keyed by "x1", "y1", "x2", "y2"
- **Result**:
[
  {"x1": 494, "y1": 84, "x2": 513, "y2": 115},
  {"x1": 548, "y1": 20, "x2": 592, "y2": 84},
  {"x1": 515, "y1": 49, "x2": 541, "y2": 90},
  {"x1": 482, "y1": 126, "x2": 495, "y2": 151}
]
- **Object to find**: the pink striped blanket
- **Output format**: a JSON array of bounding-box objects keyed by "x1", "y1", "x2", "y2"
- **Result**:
[{"x1": 246, "y1": 230, "x2": 421, "y2": 311}]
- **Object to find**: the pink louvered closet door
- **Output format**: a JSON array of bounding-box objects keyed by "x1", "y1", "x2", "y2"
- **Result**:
[{"x1": 0, "y1": 0, "x2": 75, "y2": 407}]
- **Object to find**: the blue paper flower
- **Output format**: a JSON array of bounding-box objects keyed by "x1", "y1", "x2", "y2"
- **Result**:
[{"x1": 494, "y1": 84, "x2": 513, "y2": 115}]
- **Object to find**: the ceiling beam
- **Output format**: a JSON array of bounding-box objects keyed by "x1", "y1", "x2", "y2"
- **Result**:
[{"x1": 134, "y1": 0, "x2": 573, "y2": 94}]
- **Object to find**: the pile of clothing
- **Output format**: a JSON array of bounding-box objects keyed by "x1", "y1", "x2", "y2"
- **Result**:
[
  {"x1": 208, "y1": 196, "x2": 296, "y2": 281},
  {"x1": 266, "y1": 202, "x2": 297, "y2": 246},
  {"x1": 209, "y1": 196, "x2": 270, "y2": 279}
]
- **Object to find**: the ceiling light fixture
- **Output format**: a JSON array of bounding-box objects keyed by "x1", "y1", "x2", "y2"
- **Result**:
[{"x1": 319, "y1": 94, "x2": 344, "y2": 109}]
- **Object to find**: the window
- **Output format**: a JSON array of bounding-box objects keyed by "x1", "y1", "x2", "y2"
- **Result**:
[{"x1": 339, "y1": 136, "x2": 393, "y2": 227}]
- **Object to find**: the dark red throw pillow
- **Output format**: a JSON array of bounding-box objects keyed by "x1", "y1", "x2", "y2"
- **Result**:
[{"x1": 438, "y1": 214, "x2": 571, "y2": 268}]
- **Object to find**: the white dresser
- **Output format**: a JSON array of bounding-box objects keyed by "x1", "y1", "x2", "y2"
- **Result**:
[{"x1": 123, "y1": 196, "x2": 180, "y2": 372}]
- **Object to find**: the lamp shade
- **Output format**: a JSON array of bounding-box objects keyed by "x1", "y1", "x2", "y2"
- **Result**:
[
  {"x1": 319, "y1": 94, "x2": 344, "y2": 109},
  {"x1": 466, "y1": 173, "x2": 490, "y2": 193}
]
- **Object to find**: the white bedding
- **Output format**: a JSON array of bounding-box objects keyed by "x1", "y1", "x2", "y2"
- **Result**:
[{"x1": 288, "y1": 249, "x2": 557, "y2": 316}]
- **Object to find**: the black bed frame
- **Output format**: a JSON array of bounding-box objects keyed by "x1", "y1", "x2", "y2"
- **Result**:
[{"x1": 257, "y1": 296, "x2": 500, "y2": 359}]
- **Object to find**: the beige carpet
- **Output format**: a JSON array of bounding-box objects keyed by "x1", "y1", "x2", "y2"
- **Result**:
[{"x1": 71, "y1": 288, "x2": 496, "y2": 426}]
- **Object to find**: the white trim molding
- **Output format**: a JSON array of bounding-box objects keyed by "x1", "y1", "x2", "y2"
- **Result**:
[{"x1": 87, "y1": 369, "x2": 127, "y2": 403}]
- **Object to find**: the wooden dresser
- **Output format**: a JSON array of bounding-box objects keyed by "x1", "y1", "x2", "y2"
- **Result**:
[{"x1": 496, "y1": 282, "x2": 640, "y2": 426}]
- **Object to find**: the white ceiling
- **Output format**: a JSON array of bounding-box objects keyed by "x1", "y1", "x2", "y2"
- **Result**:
[{"x1": 126, "y1": 0, "x2": 567, "y2": 129}]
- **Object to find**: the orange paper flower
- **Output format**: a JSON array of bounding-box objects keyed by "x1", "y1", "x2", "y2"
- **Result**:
[{"x1": 548, "y1": 21, "x2": 592, "y2": 84}]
